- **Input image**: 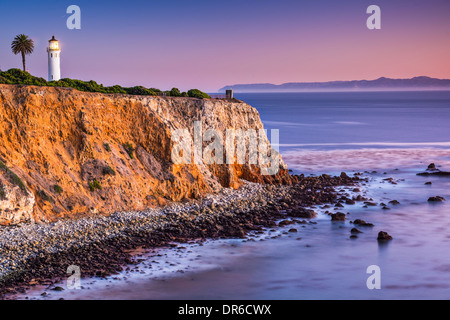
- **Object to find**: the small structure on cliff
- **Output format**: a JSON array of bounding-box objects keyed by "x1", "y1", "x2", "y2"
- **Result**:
[
  {"x1": 47, "y1": 36, "x2": 61, "y2": 81},
  {"x1": 226, "y1": 89, "x2": 233, "y2": 100}
]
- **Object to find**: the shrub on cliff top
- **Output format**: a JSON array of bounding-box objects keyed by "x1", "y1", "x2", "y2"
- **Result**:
[
  {"x1": 187, "y1": 89, "x2": 211, "y2": 99},
  {"x1": 170, "y1": 87, "x2": 182, "y2": 97},
  {"x1": 125, "y1": 86, "x2": 157, "y2": 96},
  {"x1": 0, "y1": 68, "x2": 210, "y2": 99}
]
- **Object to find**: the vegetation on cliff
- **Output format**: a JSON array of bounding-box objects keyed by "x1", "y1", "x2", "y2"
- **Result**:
[{"x1": 0, "y1": 68, "x2": 211, "y2": 98}]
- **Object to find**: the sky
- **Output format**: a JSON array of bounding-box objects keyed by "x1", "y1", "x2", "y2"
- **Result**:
[{"x1": 0, "y1": 0, "x2": 449, "y2": 92}]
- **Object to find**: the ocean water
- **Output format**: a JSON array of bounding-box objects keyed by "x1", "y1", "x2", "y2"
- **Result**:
[{"x1": 14, "y1": 91, "x2": 450, "y2": 300}]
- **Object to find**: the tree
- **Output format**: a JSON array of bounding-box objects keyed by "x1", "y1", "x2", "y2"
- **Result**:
[
  {"x1": 11, "y1": 34, "x2": 34, "y2": 72},
  {"x1": 170, "y1": 87, "x2": 182, "y2": 97},
  {"x1": 187, "y1": 89, "x2": 211, "y2": 99}
]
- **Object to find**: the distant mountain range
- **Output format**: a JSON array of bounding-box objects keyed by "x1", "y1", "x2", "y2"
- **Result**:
[{"x1": 219, "y1": 76, "x2": 450, "y2": 93}]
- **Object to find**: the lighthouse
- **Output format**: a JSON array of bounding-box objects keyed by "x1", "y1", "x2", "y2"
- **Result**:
[{"x1": 47, "y1": 36, "x2": 61, "y2": 81}]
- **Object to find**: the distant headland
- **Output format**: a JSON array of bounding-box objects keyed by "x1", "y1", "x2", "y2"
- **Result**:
[{"x1": 219, "y1": 76, "x2": 450, "y2": 93}]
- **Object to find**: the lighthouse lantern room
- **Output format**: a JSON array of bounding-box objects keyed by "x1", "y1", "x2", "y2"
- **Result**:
[{"x1": 47, "y1": 36, "x2": 61, "y2": 81}]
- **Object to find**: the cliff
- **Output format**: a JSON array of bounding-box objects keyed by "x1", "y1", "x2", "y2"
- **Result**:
[{"x1": 0, "y1": 84, "x2": 292, "y2": 225}]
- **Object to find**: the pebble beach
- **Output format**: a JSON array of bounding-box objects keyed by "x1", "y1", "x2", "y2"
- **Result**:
[{"x1": 0, "y1": 173, "x2": 357, "y2": 297}]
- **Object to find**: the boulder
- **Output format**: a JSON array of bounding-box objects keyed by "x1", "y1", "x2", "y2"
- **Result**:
[
  {"x1": 353, "y1": 219, "x2": 374, "y2": 227},
  {"x1": 288, "y1": 207, "x2": 317, "y2": 219},
  {"x1": 377, "y1": 231, "x2": 392, "y2": 241},
  {"x1": 331, "y1": 212, "x2": 346, "y2": 221},
  {"x1": 428, "y1": 196, "x2": 445, "y2": 202}
]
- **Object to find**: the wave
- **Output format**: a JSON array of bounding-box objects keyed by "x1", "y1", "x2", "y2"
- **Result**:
[
  {"x1": 282, "y1": 147, "x2": 450, "y2": 172},
  {"x1": 277, "y1": 141, "x2": 450, "y2": 147}
]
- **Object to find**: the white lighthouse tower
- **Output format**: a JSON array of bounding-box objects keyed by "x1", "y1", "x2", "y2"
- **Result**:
[{"x1": 47, "y1": 36, "x2": 61, "y2": 81}]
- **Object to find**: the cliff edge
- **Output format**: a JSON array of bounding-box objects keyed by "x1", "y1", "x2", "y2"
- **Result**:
[{"x1": 0, "y1": 84, "x2": 292, "y2": 225}]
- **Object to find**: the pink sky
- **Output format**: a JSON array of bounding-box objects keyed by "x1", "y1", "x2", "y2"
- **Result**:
[{"x1": 1, "y1": 0, "x2": 449, "y2": 92}]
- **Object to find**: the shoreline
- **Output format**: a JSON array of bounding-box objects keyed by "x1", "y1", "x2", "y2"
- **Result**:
[{"x1": 0, "y1": 173, "x2": 358, "y2": 298}]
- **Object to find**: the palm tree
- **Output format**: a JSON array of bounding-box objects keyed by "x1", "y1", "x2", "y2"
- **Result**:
[{"x1": 11, "y1": 34, "x2": 35, "y2": 72}]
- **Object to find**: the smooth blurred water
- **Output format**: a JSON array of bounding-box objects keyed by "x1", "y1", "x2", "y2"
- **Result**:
[
  {"x1": 15, "y1": 91, "x2": 450, "y2": 300},
  {"x1": 236, "y1": 91, "x2": 450, "y2": 151}
]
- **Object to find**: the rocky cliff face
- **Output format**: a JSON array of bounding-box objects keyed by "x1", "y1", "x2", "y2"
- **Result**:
[{"x1": 0, "y1": 84, "x2": 293, "y2": 225}]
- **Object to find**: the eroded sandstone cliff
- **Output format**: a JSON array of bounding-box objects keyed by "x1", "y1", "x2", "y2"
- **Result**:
[{"x1": 0, "y1": 84, "x2": 293, "y2": 225}]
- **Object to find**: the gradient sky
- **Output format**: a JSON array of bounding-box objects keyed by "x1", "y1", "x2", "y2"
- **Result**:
[{"x1": 1, "y1": 0, "x2": 449, "y2": 92}]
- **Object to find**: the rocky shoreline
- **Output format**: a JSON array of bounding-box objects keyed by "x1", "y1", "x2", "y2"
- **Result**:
[{"x1": 0, "y1": 173, "x2": 358, "y2": 298}]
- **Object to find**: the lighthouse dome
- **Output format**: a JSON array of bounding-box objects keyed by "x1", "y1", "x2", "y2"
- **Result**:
[{"x1": 48, "y1": 36, "x2": 60, "y2": 51}]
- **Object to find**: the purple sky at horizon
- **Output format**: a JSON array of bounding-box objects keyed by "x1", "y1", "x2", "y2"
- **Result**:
[{"x1": 1, "y1": 0, "x2": 449, "y2": 92}]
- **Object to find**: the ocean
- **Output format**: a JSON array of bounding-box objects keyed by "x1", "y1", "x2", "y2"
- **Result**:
[{"x1": 15, "y1": 90, "x2": 450, "y2": 300}]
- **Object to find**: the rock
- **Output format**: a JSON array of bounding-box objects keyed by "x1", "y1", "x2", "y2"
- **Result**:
[
  {"x1": 427, "y1": 163, "x2": 436, "y2": 170},
  {"x1": 51, "y1": 286, "x2": 64, "y2": 291},
  {"x1": 424, "y1": 182, "x2": 432, "y2": 185},
  {"x1": 288, "y1": 228, "x2": 298, "y2": 233},
  {"x1": 350, "y1": 235, "x2": 358, "y2": 239},
  {"x1": 278, "y1": 220, "x2": 295, "y2": 227},
  {"x1": 350, "y1": 228, "x2": 362, "y2": 233},
  {"x1": 417, "y1": 171, "x2": 450, "y2": 177},
  {"x1": 345, "y1": 199, "x2": 356, "y2": 205},
  {"x1": 428, "y1": 196, "x2": 445, "y2": 202},
  {"x1": 340, "y1": 172, "x2": 350, "y2": 179},
  {"x1": 353, "y1": 219, "x2": 374, "y2": 227},
  {"x1": 331, "y1": 212, "x2": 346, "y2": 221},
  {"x1": 388, "y1": 200, "x2": 400, "y2": 205},
  {"x1": 377, "y1": 231, "x2": 392, "y2": 241},
  {"x1": 288, "y1": 207, "x2": 317, "y2": 219},
  {"x1": 363, "y1": 201, "x2": 377, "y2": 206}
]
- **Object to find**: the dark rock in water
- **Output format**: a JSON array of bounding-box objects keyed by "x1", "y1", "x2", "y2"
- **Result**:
[
  {"x1": 364, "y1": 201, "x2": 377, "y2": 206},
  {"x1": 427, "y1": 163, "x2": 436, "y2": 170},
  {"x1": 345, "y1": 199, "x2": 356, "y2": 205},
  {"x1": 340, "y1": 172, "x2": 350, "y2": 179},
  {"x1": 377, "y1": 231, "x2": 392, "y2": 241},
  {"x1": 352, "y1": 188, "x2": 361, "y2": 192},
  {"x1": 278, "y1": 220, "x2": 295, "y2": 227},
  {"x1": 382, "y1": 206, "x2": 390, "y2": 210},
  {"x1": 425, "y1": 182, "x2": 432, "y2": 185},
  {"x1": 353, "y1": 219, "x2": 374, "y2": 227},
  {"x1": 51, "y1": 286, "x2": 64, "y2": 291},
  {"x1": 417, "y1": 170, "x2": 450, "y2": 177},
  {"x1": 428, "y1": 196, "x2": 445, "y2": 202},
  {"x1": 288, "y1": 228, "x2": 298, "y2": 233},
  {"x1": 388, "y1": 200, "x2": 400, "y2": 205},
  {"x1": 288, "y1": 207, "x2": 317, "y2": 219},
  {"x1": 350, "y1": 235, "x2": 358, "y2": 239},
  {"x1": 331, "y1": 212, "x2": 346, "y2": 221},
  {"x1": 335, "y1": 203, "x2": 344, "y2": 208},
  {"x1": 351, "y1": 227, "x2": 362, "y2": 234},
  {"x1": 355, "y1": 195, "x2": 367, "y2": 202}
]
